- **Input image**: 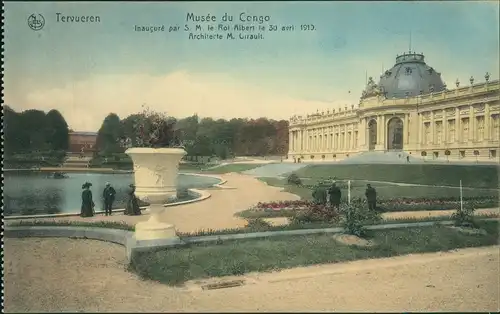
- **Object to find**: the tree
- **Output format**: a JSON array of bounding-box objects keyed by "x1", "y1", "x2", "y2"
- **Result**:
[
  {"x1": 45, "y1": 109, "x2": 69, "y2": 151},
  {"x1": 20, "y1": 109, "x2": 49, "y2": 151},
  {"x1": 3, "y1": 106, "x2": 25, "y2": 154},
  {"x1": 96, "y1": 113, "x2": 123, "y2": 154},
  {"x1": 445, "y1": 149, "x2": 451, "y2": 162},
  {"x1": 176, "y1": 115, "x2": 199, "y2": 156}
]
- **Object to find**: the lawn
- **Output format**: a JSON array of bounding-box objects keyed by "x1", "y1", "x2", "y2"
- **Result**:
[
  {"x1": 199, "y1": 163, "x2": 265, "y2": 174},
  {"x1": 259, "y1": 177, "x2": 499, "y2": 203},
  {"x1": 129, "y1": 220, "x2": 499, "y2": 286},
  {"x1": 294, "y1": 164, "x2": 499, "y2": 189}
]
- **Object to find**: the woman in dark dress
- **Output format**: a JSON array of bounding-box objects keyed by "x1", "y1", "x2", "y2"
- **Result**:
[
  {"x1": 124, "y1": 184, "x2": 141, "y2": 216},
  {"x1": 80, "y1": 182, "x2": 95, "y2": 217}
]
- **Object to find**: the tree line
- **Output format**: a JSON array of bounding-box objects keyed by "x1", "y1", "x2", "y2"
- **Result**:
[
  {"x1": 96, "y1": 113, "x2": 289, "y2": 159},
  {"x1": 4, "y1": 106, "x2": 70, "y2": 154},
  {"x1": 3, "y1": 106, "x2": 290, "y2": 159}
]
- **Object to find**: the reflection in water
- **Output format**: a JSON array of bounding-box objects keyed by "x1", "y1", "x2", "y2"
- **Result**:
[{"x1": 4, "y1": 171, "x2": 220, "y2": 216}]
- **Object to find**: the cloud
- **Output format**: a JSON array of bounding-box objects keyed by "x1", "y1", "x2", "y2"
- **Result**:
[{"x1": 8, "y1": 71, "x2": 355, "y2": 131}]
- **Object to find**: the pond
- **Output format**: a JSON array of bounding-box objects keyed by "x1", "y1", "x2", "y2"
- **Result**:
[{"x1": 3, "y1": 171, "x2": 221, "y2": 216}]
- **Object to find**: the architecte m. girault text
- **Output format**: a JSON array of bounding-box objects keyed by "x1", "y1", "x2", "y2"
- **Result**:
[{"x1": 185, "y1": 12, "x2": 268, "y2": 40}]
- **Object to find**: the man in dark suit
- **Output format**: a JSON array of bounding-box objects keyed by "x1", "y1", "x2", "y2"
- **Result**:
[
  {"x1": 365, "y1": 184, "x2": 377, "y2": 211},
  {"x1": 328, "y1": 182, "x2": 342, "y2": 209},
  {"x1": 103, "y1": 182, "x2": 116, "y2": 216}
]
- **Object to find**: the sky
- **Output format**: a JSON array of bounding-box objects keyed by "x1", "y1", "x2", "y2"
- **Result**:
[{"x1": 4, "y1": 1, "x2": 499, "y2": 132}]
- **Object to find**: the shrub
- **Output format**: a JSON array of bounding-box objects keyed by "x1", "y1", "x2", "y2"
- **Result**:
[
  {"x1": 245, "y1": 218, "x2": 272, "y2": 231},
  {"x1": 312, "y1": 184, "x2": 328, "y2": 205},
  {"x1": 287, "y1": 173, "x2": 302, "y2": 186},
  {"x1": 338, "y1": 200, "x2": 382, "y2": 237},
  {"x1": 290, "y1": 204, "x2": 339, "y2": 224},
  {"x1": 176, "y1": 188, "x2": 190, "y2": 200},
  {"x1": 451, "y1": 201, "x2": 477, "y2": 228}
]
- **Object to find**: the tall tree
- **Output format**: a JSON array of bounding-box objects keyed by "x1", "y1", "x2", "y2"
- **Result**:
[
  {"x1": 20, "y1": 109, "x2": 49, "y2": 152},
  {"x1": 96, "y1": 113, "x2": 123, "y2": 153},
  {"x1": 3, "y1": 106, "x2": 25, "y2": 154},
  {"x1": 45, "y1": 109, "x2": 70, "y2": 151}
]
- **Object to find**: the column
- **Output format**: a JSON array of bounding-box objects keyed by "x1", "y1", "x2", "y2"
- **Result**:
[
  {"x1": 305, "y1": 130, "x2": 309, "y2": 152},
  {"x1": 469, "y1": 106, "x2": 474, "y2": 142},
  {"x1": 455, "y1": 109, "x2": 461, "y2": 144},
  {"x1": 289, "y1": 131, "x2": 293, "y2": 153},
  {"x1": 485, "y1": 104, "x2": 490, "y2": 140},
  {"x1": 377, "y1": 116, "x2": 383, "y2": 145},
  {"x1": 360, "y1": 118, "x2": 366, "y2": 148},
  {"x1": 380, "y1": 115, "x2": 386, "y2": 149},
  {"x1": 430, "y1": 111, "x2": 435, "y2": 145},
  {"x1": 418, "y1": 113, "x2": 423, "y2": 147},
  {"x1": 403, "y1": 114, "x2": 409, "y2": 144},
  {"x1": 443, "y1": 110, "x2": 447, "y2": 145}
]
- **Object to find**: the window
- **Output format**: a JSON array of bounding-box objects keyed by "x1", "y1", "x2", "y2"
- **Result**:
[
  {"x1": 435, "y1": 121, "x2": 443, "y2": 144},
  {"x1": 490, "y1": 150, "x2": 497, "y2": 158},
  {"x1": 492, "y1": 115, "x2": 500, "y2": 140},
  {"x1": 424, "y1": 122, "x2": 431, "y2": 144},
  {"x1": 447, "y1": 119, "x2": 456, "y2": 143},
  {"x1": 478, "y1": 116, "x2": 485, "y2": 141},
  {"x1": 461, "y1": 118, "x2": 469, "y2": 142},
  {"x1": 459, "y1": 151, "x2": 465, "y2": 158}
]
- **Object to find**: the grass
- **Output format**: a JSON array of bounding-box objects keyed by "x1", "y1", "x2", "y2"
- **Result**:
[
  {"x1": 258, "y1": 177, "x2": 499, "y2": 210},
  {"x1": 294, "y1": 164, "x2": 499, "y2": 189},
  {"x1": 128, "y1": 220, "x2": 499, "y2": 286},
  {"x1": 199, "y1": 163, "x2": 266, "y2": 174}
]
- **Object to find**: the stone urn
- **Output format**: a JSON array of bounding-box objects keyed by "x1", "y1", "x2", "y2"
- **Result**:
[{"x1": 125, "y1": 147, "x2": 186, "y2": 240}]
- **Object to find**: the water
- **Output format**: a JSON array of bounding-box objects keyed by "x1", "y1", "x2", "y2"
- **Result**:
[{"x1": 3, "y1": 171, "x2": 221, "y2": 216}]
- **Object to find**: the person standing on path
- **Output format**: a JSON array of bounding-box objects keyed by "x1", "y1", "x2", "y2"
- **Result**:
[
  {"x1": 312, "y1": 182, "x2": 328, "y2": 205},
  {"x1": 365, "y1": 184, "x2": 377, "y2": 211},
  {"x1": 102, "y1": 182, "x2": 116, "y2": 216},
  {"x1": 328, "y1": 182, "x2": 342, "y2": 209},
  {"x1": 124, "y1": 184, "x2": 141, "y2": 216},
  {"x1": 80, "y1": 182, "x2": 95, "y2": 217}
]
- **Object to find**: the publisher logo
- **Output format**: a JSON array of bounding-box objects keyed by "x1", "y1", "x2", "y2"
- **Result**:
[{"x1": 28, "y1": 14, "x2": 45, "y2": 31}]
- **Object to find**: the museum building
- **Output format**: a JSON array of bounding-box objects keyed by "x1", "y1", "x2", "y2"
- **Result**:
[{"x1": 288, "y1": 51, "x2": 500, "y2": 161}]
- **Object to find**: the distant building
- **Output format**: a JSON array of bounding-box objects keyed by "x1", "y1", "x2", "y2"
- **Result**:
[
  {"x1": 288, "y1": 51, "x2": 500, "y2": 162},
  {"x1": 68, "y1": 131, "x2": 98, "y2": 154}
]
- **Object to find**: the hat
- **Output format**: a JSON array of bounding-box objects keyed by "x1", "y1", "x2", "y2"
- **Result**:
[
  {"x1": 129, "y1": 183, "x2": 135, "y2": 187},
  {"x1": 105, "y1": 182, "x2": 111, "y2": 186},
  {"x1": 82, "y1": 182, "x2": 92, "y2": 189}
]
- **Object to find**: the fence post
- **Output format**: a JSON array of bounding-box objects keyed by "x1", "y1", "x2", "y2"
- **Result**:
[
  {"x1": 459, "y1": 180, "x2": 463, "y2": 211},
  {"x1": 348, "y1": 180, "x2": 351, "y2": 204}
]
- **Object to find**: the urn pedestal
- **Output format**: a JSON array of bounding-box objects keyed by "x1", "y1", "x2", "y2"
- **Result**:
[{"x1": 125, "y1": 147, "x2": 186, "y2": 241}]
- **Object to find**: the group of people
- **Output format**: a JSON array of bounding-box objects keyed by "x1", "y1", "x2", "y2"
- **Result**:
[
  {"x1": 312, "y1": 181, "x2": 378, "y2": 211},
  {"x1": 80, "y1": 182, "x2": 142, "y2": 217}
]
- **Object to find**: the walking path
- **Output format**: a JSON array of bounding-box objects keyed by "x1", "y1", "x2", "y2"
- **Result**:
[
  {"x1": 4, "y1": 238, "x2": 498, "y2": 312},
  {"x1": 5, "y1": 172, "x2": 499, "y2": 232}
]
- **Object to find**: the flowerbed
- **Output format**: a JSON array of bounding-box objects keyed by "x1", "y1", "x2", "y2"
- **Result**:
[{"x1": 246, "y1": 196, "x2": 498, "y2": 217}]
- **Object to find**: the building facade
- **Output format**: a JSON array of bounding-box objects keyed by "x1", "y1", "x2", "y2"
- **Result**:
[
  {"x1": 68, "y1": 131, "x2": 98, "y2": 154},
  {"x1": 288, "y1": 52, "x2": 500, "y2": 162}
]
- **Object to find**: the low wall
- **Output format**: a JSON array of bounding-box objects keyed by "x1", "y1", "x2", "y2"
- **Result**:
[
  {"x1": 4, "y1": 188, "x2": 209, "y2": 220},
  {"x1": 6, "y1": 218, "x2": 498, "y2": 263}
]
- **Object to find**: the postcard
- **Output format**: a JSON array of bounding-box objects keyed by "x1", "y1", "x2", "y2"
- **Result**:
[{"x1": 3, "y1": 1, "x2": 499, "y2": 312}]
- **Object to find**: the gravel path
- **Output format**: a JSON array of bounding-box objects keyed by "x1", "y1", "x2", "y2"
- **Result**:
[{"x1": 4, "y1": 238, "x2": 499, "y2": 312}]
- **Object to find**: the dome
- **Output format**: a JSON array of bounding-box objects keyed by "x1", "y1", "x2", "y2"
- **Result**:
[{"x1": 371, "y1": 52, "x2": 446, "y2": 99}]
